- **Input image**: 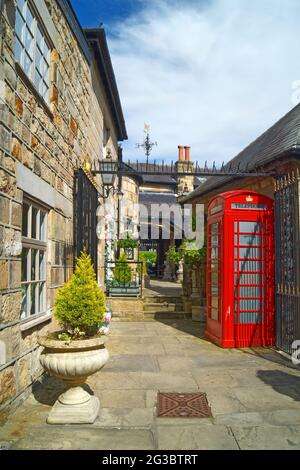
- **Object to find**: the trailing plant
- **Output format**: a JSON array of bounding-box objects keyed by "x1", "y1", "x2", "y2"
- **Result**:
[
  {"x1": 117, "y1": 232, "x2": 138, "y2": 250},
  {"x1": 181, "y1": 239, "x2": 207, "y2": 268},
  {"x1": 165, "y1": 245, "x2": 182, "y2": 265},
  {"x1": 113, "y1": 252, "x2": 132, "y2": 284},
  {"x1": 54, "y1": 249, "x2": 106, "y2": 338}
]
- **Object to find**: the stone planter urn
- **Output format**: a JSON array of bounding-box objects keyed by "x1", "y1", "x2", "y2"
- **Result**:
[
  {"x1": 163, "y1": 260, "x2": 174, "y2": 281},
  {"x1": 38, "y1": 335, "x2": 109, "y2": 425},
  {"x1": 175, "y1": 260, "x2": 184, "y2": 284}
]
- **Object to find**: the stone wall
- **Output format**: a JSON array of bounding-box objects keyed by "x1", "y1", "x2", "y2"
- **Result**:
[{"x1": 0, "y1": 0, "x2": 120, "y2": 421}]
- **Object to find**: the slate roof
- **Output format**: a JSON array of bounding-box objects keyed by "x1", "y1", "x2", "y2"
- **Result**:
[
  {"x1": 139, "y1": 192, "x2": 177, "y2": 207},
  {"x1": 129, "y1": 163, "x2": 177, "y2": 185},
  {"x1": 181, "y1": 103, "x2": 300, "y2": 201}
]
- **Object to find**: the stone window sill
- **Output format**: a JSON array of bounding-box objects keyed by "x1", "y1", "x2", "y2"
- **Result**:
[{"x1": 20, "y1": 312, "x2": 52, "y2": 332}]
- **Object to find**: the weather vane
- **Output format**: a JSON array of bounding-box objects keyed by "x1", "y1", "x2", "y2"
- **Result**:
[{"x1": 136, "y1": 123, "x2": 157, "y2": 162}]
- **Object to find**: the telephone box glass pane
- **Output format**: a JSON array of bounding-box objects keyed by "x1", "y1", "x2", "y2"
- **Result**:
[
  {"x1": 239, "y1": 235, "x2": 261, "y2": 246},
  {"x1": 240, "y1": 312, "x2": 260, "y2": 324},
  {"x1": 210, "y1": 223, "x2": 219, "y2": 321},
  {"x1": 239, "y1": 247, "x2": 261, "y2": 259},
  {"x1": 239, "y1": 261, "x2": 261, "y2": 272},
  {"x1": 239, "y1": 222, "x2": 261, "y2": 233}
]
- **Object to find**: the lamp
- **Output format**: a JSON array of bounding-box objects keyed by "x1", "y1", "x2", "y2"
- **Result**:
[
  {"x1": 97, "y1": 160, "x2": 122, "y2": 200},
  {"x1": 101, "y1": 161, "x2": 117, "y2": 187}
]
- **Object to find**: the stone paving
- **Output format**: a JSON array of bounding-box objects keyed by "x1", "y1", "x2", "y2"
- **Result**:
[{"x1": 1, "y1": 320, "x2": 300, "y2": 450}]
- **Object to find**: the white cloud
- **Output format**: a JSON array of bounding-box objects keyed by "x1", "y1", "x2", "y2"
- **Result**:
[{"x1": 108, "y1": 0, "x2": 300, "y2": 164}]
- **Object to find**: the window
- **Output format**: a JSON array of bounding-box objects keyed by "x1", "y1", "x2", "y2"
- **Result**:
[
  {"x1": 15, "y1": 0, "x2": 51, "y2": 103},
  {"x1": 21, "y1": 199, "x2": 47, "y2": 321}
]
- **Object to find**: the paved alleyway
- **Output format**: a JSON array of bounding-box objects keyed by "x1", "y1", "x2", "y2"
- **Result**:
[{"x1": 1, "y1": 320, "x2": 300, "y2": 450}]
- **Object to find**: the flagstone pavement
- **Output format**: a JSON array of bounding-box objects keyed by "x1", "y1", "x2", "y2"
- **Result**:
[{"x1": 1, "y1": 319, "x2": 300, "y2": 450}]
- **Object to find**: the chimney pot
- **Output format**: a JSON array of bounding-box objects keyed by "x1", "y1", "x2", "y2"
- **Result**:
[
  {"x1": 178, "y1": 145, "x2": 184, "y2": 161},
  {"x1": 184, "y1": 146, "x2": 191, "y2": 161}
]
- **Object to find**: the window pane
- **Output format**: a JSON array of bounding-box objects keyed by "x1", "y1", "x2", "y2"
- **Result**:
[
  {"x1": 24, "y1": 27, "x2": 33, "y2": 57},
  {"x1": 240, "y1": 299, "x2": 261, "y2": 311},
  {"x1": 240, "y1": 286, "x2": 261, "y2": 297},
  {"x1": 239, "y1": 222, "x2": 261, "y2": 233},
  {"x1": 39, "y1": 251, "x2": 46, "y2": 279},
  {"x1": 239, "y1": 247, "x2": 261, "y2": 259},
  {"x1": 239, "y1": 261, "x2": 261, "y2": 272},
  {"x1": 30, "y1": 283, "x2": 36, "y2": 315},
  {"x1": 15, "y1": 11, "x2": 24, "y2": 41},
  {"x1": 235, "y1": 273, "x2": 262, "y2": 285},
  {"x1": 41, "y1": 58, "x2": 48, "y2": 76},
  {"x1": 21, "y1": 284, "x2": 29, "y2": 320},
  {"x1": 39, "y1": 282, "x2": 46, "y2": 312},
  {"x1": 31, "y1": 249, "x2": 37, "y2": 280},
  {"x1": 239, "y1": 234, "x2": 261, "y2": 246},
  {"x1": 21, "y1": 248, "x2": 29, "y2": 281},
  {"x1": 31, "y1": 207, "x2": 37, "y2": 239},
  {"x1": 44, "y1": 42, "x2": 51, "y2": 65},
  {"x1": 211, "y1": 308, "x2": 218, "y2": 321},
  {"x1": 36, "y1": 26, "x2": 44, "y2": 53},
  {"x1": 25, "y1": 6, "x2": 34, "y2": 32},
  {"x1": 34, "y1": 70, "x2": 42, "y2": 91},
  {"x1": 15, "y1": 38, "x2": 23, "y2": 64},
  {"x1": 41, "y1": 81, "x2": 48, "y2": 100},
  {"x1": 22, "y1": 203, "x2": 29, "y2": 236},
  {"x1": 24, "y1": 53, "x2": 33, "y2": 77},
  {"x1": 40, "y1": 211, "x2": 46, "y2": 240},
  {"x1": 36, "y1": 47, "x2": 42, "y2": 71},
  {"x1": 17, "y1": 0, "x2": 26, "y2": 14},
  {"x1": 239, "y1": 312, "x2": 260, "y2": 324}
]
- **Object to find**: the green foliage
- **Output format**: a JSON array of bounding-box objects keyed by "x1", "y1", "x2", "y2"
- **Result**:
[
  {"x1": 113, "y1": 253, "x2": 132, "y2": 284},
  {"x1": 165, "y1": 245, "x2": 182, "y2": 265},
  {"x1": 139, "y1": 251, "x2": 157, "y2": 275},
  {"x1": 117, "y1": 232, "x2": 138, "y2": 250},
  {"x1": 54, "y1": 250, "x2": 105, "y2": 337},
  {"x1": 181, "y1": 240, "x2": 207, "y2": 268}
]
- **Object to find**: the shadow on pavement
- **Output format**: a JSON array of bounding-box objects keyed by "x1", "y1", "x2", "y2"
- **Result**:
[
  {"x1": 32, "y1": 375, "x2": 94, "y2": 406},
  {"x1": 155, "y1": 318, "x2": 206, "y2": 339},
  {"x1": 257, "y1": 369, "x2": 300, "y2": 401}
]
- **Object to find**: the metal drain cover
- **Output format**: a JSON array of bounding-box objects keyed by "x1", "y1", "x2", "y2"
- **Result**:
[{"x1": 157, "y1": 392, "x2": 212, "y2": 418}]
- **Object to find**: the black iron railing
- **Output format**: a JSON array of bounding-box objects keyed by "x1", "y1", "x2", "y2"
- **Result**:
[
  {"x1": 275, "y1": 173, "x2": 300, "y2": 355},
  {"x1": 105, "y1": 261, "x2": 143, "y2": 297},
  {"x1": 75, "y1": 168, "x2": 98, "y2": 277}
]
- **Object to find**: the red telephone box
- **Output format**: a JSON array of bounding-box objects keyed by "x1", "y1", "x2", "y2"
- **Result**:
[{"x1": 206, "y1": 190, "x2": 275, "y2": 348}]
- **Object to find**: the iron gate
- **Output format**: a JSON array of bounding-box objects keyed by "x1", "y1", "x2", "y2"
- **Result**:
[
  {"x1": 275, "y1": 172, "x2": 300, "y2": 354},
  {"x1": 75, "y1": 168, "x2": 98, "y2": 277}
]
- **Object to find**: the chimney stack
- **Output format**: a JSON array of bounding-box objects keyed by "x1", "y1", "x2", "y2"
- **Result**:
[
  {"x1": 178, "y1": 145, "x2": 184, "y2": 161},
  {"x1": 184, "y1": 146, "x2": 190, "y2": 162}
]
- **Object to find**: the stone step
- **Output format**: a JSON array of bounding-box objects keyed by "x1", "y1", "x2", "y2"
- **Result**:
[
  {"x1": 143, "y1": 311, "x2": 188, "y2": 320},
  {"x1": 143, "y1": 303, "x2": 183, "y2": 313},
  {"x1": 143, "y1": 296, "x2": 183, "y2": 304},
  {"x1": 112, "y1": 316, "x2": 147, "y2": 322}
]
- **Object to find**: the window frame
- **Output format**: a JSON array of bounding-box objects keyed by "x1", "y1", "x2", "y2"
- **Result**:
[
  {"x1": 21, "y1": 197, "x2": 48, "y2": 324},
  {"x1": 15, "y1": 0, "x2": 52, "y2": 104}
]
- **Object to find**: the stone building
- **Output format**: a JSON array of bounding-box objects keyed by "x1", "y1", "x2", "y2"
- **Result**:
[{"x1": 0, "y1": 0, "x2": 127, "y2": 421}]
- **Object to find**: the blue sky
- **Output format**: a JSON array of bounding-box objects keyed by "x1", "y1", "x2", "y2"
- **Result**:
[
  {"x1": 71, "y1": 0, "x2": 141, "y2": 28},
  {"x1": 71, "y1": 0, "x2": 300, "y2": 164}
]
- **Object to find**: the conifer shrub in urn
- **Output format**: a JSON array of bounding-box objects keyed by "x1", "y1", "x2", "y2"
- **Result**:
[{"x1": 38, "y1": 250, "x2": 109, "y2": 424}]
